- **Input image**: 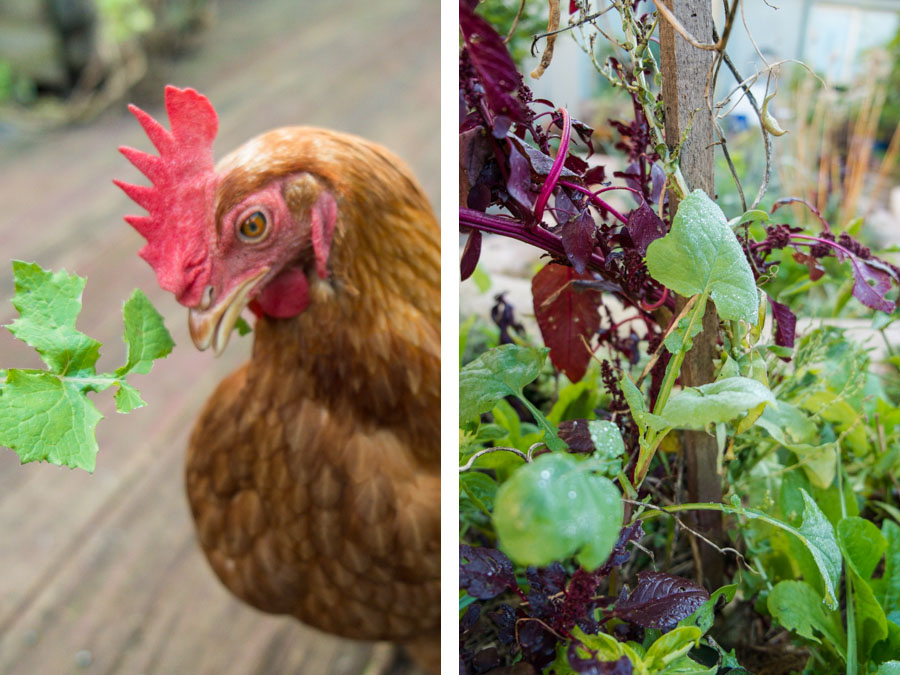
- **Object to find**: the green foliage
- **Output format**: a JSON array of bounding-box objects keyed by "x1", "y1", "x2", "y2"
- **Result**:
[
  {"x1": 0, "y1": 262, "x2": 173, "y2": 471},
  {"x1": 493, "y1": 452, "x2": 623, "y2": 569}
]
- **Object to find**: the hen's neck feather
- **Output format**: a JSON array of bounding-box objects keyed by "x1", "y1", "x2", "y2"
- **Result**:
[{"x1": 229, "y1": 129, "x2": 439, "y2": 464}]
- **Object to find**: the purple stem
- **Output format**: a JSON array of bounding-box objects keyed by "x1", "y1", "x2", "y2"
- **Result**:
[
  {"x1": 533, "y1": 107, "x2": 572, "y2": 223},
  {"x1": 558, "y1": 181, "x2": 630, "y2": 226},
  {"x1": 460, "y1": 208, "x2": 606, "y2": 269}
]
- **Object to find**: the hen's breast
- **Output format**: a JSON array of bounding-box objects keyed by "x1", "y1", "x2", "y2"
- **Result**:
[{"x1": 184, "y1": 358, "x2": 439, "y2": 641}]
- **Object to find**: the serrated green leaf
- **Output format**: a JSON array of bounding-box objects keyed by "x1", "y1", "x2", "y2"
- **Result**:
[
  {"x1": 114, "y1": 381, "x2": 146, "y2": 413},
  {"x1": 116, "y1": 289, "x2": 175, "y2": 376},
  {"x1": 493, "y1": 453, "x2": 623, "y2": 570},
  {"x1": 7, "y1": 261, "x2": 101, "y2": 375},
  {"x1": 1, "y1": 262, "x2": 175, "y2": 471},
  {"x1": 660, "y1": 377, "x2": 775, "y2": 430},
  {"x1": 646, "y1": 190, "x2": 758, "y2": 323},
  {"x1": 767, "y1": 580, "x2": 846, "y2": 658},
  {"x1": 0, "y1": 370, "x2": 102, "y2": 471}
]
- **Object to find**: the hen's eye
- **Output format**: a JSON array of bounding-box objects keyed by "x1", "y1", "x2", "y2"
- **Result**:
[{"x1": 237, "y1": 211, "x2": 268, "y2": 242}]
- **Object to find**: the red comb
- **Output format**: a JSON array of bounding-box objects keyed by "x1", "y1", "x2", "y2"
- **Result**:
[{"x1": 115, "y1": 85, "x2": 219, "y2": 306}]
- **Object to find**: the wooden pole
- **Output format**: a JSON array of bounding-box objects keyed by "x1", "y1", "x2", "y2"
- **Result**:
[{"x1": 658, "y1": 0, "x2": 723, "y2": 588}]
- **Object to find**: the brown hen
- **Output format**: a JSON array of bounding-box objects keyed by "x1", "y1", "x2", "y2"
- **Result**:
[{"x1": 116, "y1": 86, "x2": 439, "y2": 670}]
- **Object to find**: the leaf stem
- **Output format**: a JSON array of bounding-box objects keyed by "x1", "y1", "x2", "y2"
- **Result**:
[
  {"x1": 459, "y1": 208, "x2": 607, "y2": 269},
  {"x1": 633, "y1": 292, "x2": 706, "y2": 486},
  {"x1": 533, "y1": 107, "x2": 572, "y2": 223},
  {"x1": 557, "y1": 181, "x2": 630, "y2": 226}
]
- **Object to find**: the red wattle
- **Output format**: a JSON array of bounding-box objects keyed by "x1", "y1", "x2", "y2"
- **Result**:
[{"x1": 253, "y1": 266, "x2": 310, "y2": 318}]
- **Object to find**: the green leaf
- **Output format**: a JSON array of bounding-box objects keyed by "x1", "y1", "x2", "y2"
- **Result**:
[
  {"x1": 234, "y1": 316, "x2": 252, "y2": 336},
  {"x1": 621, "y1": 372, "x2": 670, "y2": 434},
  {"x1": 0, "y1": 370, "x2": 103, "y2": 471},
  {"x1": 644, "y1": 626, "x2": 701, "y2": 671},
  {"x1": 0, "y1": 262, "x2": 175, "y2": 471},
  {"x1": 116, "y1": 289, "x2": 175, "y2": 376},
  {"x1": 880, "y1": 520, "x2": 900, "y2": 615},
  {"x1": 460, "y1": 471, "x2": 498, "y2": 516},
  {"x1": 587, "y1": 420, "x2": 625, "y2": 476},
  {"x1": 797, "y1": 489, "x2": 842, "y2": 609},
  {"x1": 113, "y1": 381, "x2": 146, "y2": 413},
  {"x1": 645, "y1": 190, "x2": 758, "y2": 323},
  {"x1": 767, "y1": 580, "x2": 846, "y2": 659},
  {"x1": 6, "y1": 261, "x2": 100, "y2": 375},
  {"x1": 492, "y1": 453, "x2": 623, "y2": 569},
  {"x1": 660, "y1": 377, "x2": 775, "y2": 430},
  {"x1": 664, "y1": 297, "x2": 707, "y2": 354},
  {"x1": 678, "y1": 584, "x2": 737, "y2": 635},
  {"x1": 838, "y1": 517, "x2": 887, "y2": 580},
  {"x1": 875, "y1": 662, "x2": 900, "y2": 675},
  {"x1": 459, "y1": 344, "x2": 546, "y2": 424},
  {"x1": 839, "y1": 517, "x2": 889, "y2": 660}
]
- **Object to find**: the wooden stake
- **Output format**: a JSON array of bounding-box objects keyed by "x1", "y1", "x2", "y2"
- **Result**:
[{"x1": 658, "y1": 0, "x2": 723, "y2": 588}]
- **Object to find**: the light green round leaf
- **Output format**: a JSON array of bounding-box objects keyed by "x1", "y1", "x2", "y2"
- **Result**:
[
  {"x1": 646, "y1": 190, "x2": 758, "y2": 324},
  {"x1": 493, "y1": 453, "x2": 623, "y2": 570}
]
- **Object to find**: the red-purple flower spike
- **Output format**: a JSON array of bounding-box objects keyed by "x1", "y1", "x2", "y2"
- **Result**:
[{"x1": 115, "y1": 85, "x2": 219, "y2": 307}]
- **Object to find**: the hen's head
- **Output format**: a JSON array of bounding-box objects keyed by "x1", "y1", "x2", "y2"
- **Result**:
[{"x1": 116, "y1": 86, "x2": 344, "y2": 355}]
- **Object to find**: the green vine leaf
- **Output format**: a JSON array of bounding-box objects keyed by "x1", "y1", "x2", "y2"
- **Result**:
[
  {"x1": 0, "y1": 262, "x2": 175, "y2": 472},
  {"x1": 660, "y1": 377, "x2": 775, "y2": 430},
  {"x1": 646, "y1": 190, "x2": 758, "y2": 324}
]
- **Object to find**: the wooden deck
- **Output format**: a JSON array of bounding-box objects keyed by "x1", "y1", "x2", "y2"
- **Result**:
[{"x1": 0, "y1": 1, "x2": 438, "y2": 672}]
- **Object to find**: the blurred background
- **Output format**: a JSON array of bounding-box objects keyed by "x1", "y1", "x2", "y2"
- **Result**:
[{"x1": 0, "y1": 0, "x2": 437, "y2": 673}]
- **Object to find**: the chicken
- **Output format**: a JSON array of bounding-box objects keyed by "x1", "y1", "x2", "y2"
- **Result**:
[{"x1": 115, "y1": 86, "x2": 440, "y2": 671}]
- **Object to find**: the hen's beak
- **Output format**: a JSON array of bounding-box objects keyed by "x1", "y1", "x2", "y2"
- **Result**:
[{"x1": 188, "y1": 267, "x2": 269, "y2": 355}]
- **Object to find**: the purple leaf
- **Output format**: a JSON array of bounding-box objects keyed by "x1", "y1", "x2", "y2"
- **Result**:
[
  {"x1": 792, "y1": 250, "x2": 825, "y2": 281},
  {"x1": 460, "y1": 545, "x2": 516, "y2": 599},
  {"x1": 460, "y1": 127, "x2": 492, "y2": 191},
  {"x1": 492, "y1": 115, "x2": 513, "y2": 139},
  {"x1": 558, "y1": 419, "x2": 594, "y2": 453},
  {"x1": 850, "y1": 258, "x2": 895, "y2": 313},
  {"x1": 564, "y1": 153, "x2": 590, "y2": 175},
  {"x1": 507, "y1": 143, "x2": 535, "y2": 209},
  {"x1": 567, "y1": 643, "x2": 633, "y2": 675},
  {"x1": 518, "y1": 620, "x2": 559, "y2": 669},
  {"x1": 460, "y1": 603, "x2": 481, "y2": 632},
  {"x1": 508, "y1": 136, "x2": 578, "y2": 177},
  {"x1": 460, "y1": 230, "x2": 482, "y2": 281},
  {"x1": 626, "y1": 201, "x2": 666, "y2": 256},
  {"x1": 560, "y1": 210, "x2": 597, "y2": 274},
  {"x1": 532, "y1": 263, "x2": 602, "y2": 382},
  {"x1": 583, "y1": 165, "x2": 607, "y2": 185},
  {"x1": 768, "y1": 296, "x2": 796, "y2": 351},
  {"x1": 489, "y1": 603, "x2": 518, "y2": 646},
  {"x1": 599, "y1": 521, "x2": 645, "y2": 575},
  {"x1": 459, "y1": 2, "x2": 527, "y2": 124},
  {"x1": 614, "y1": 571, "x2": 709, "y2": 630}
]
